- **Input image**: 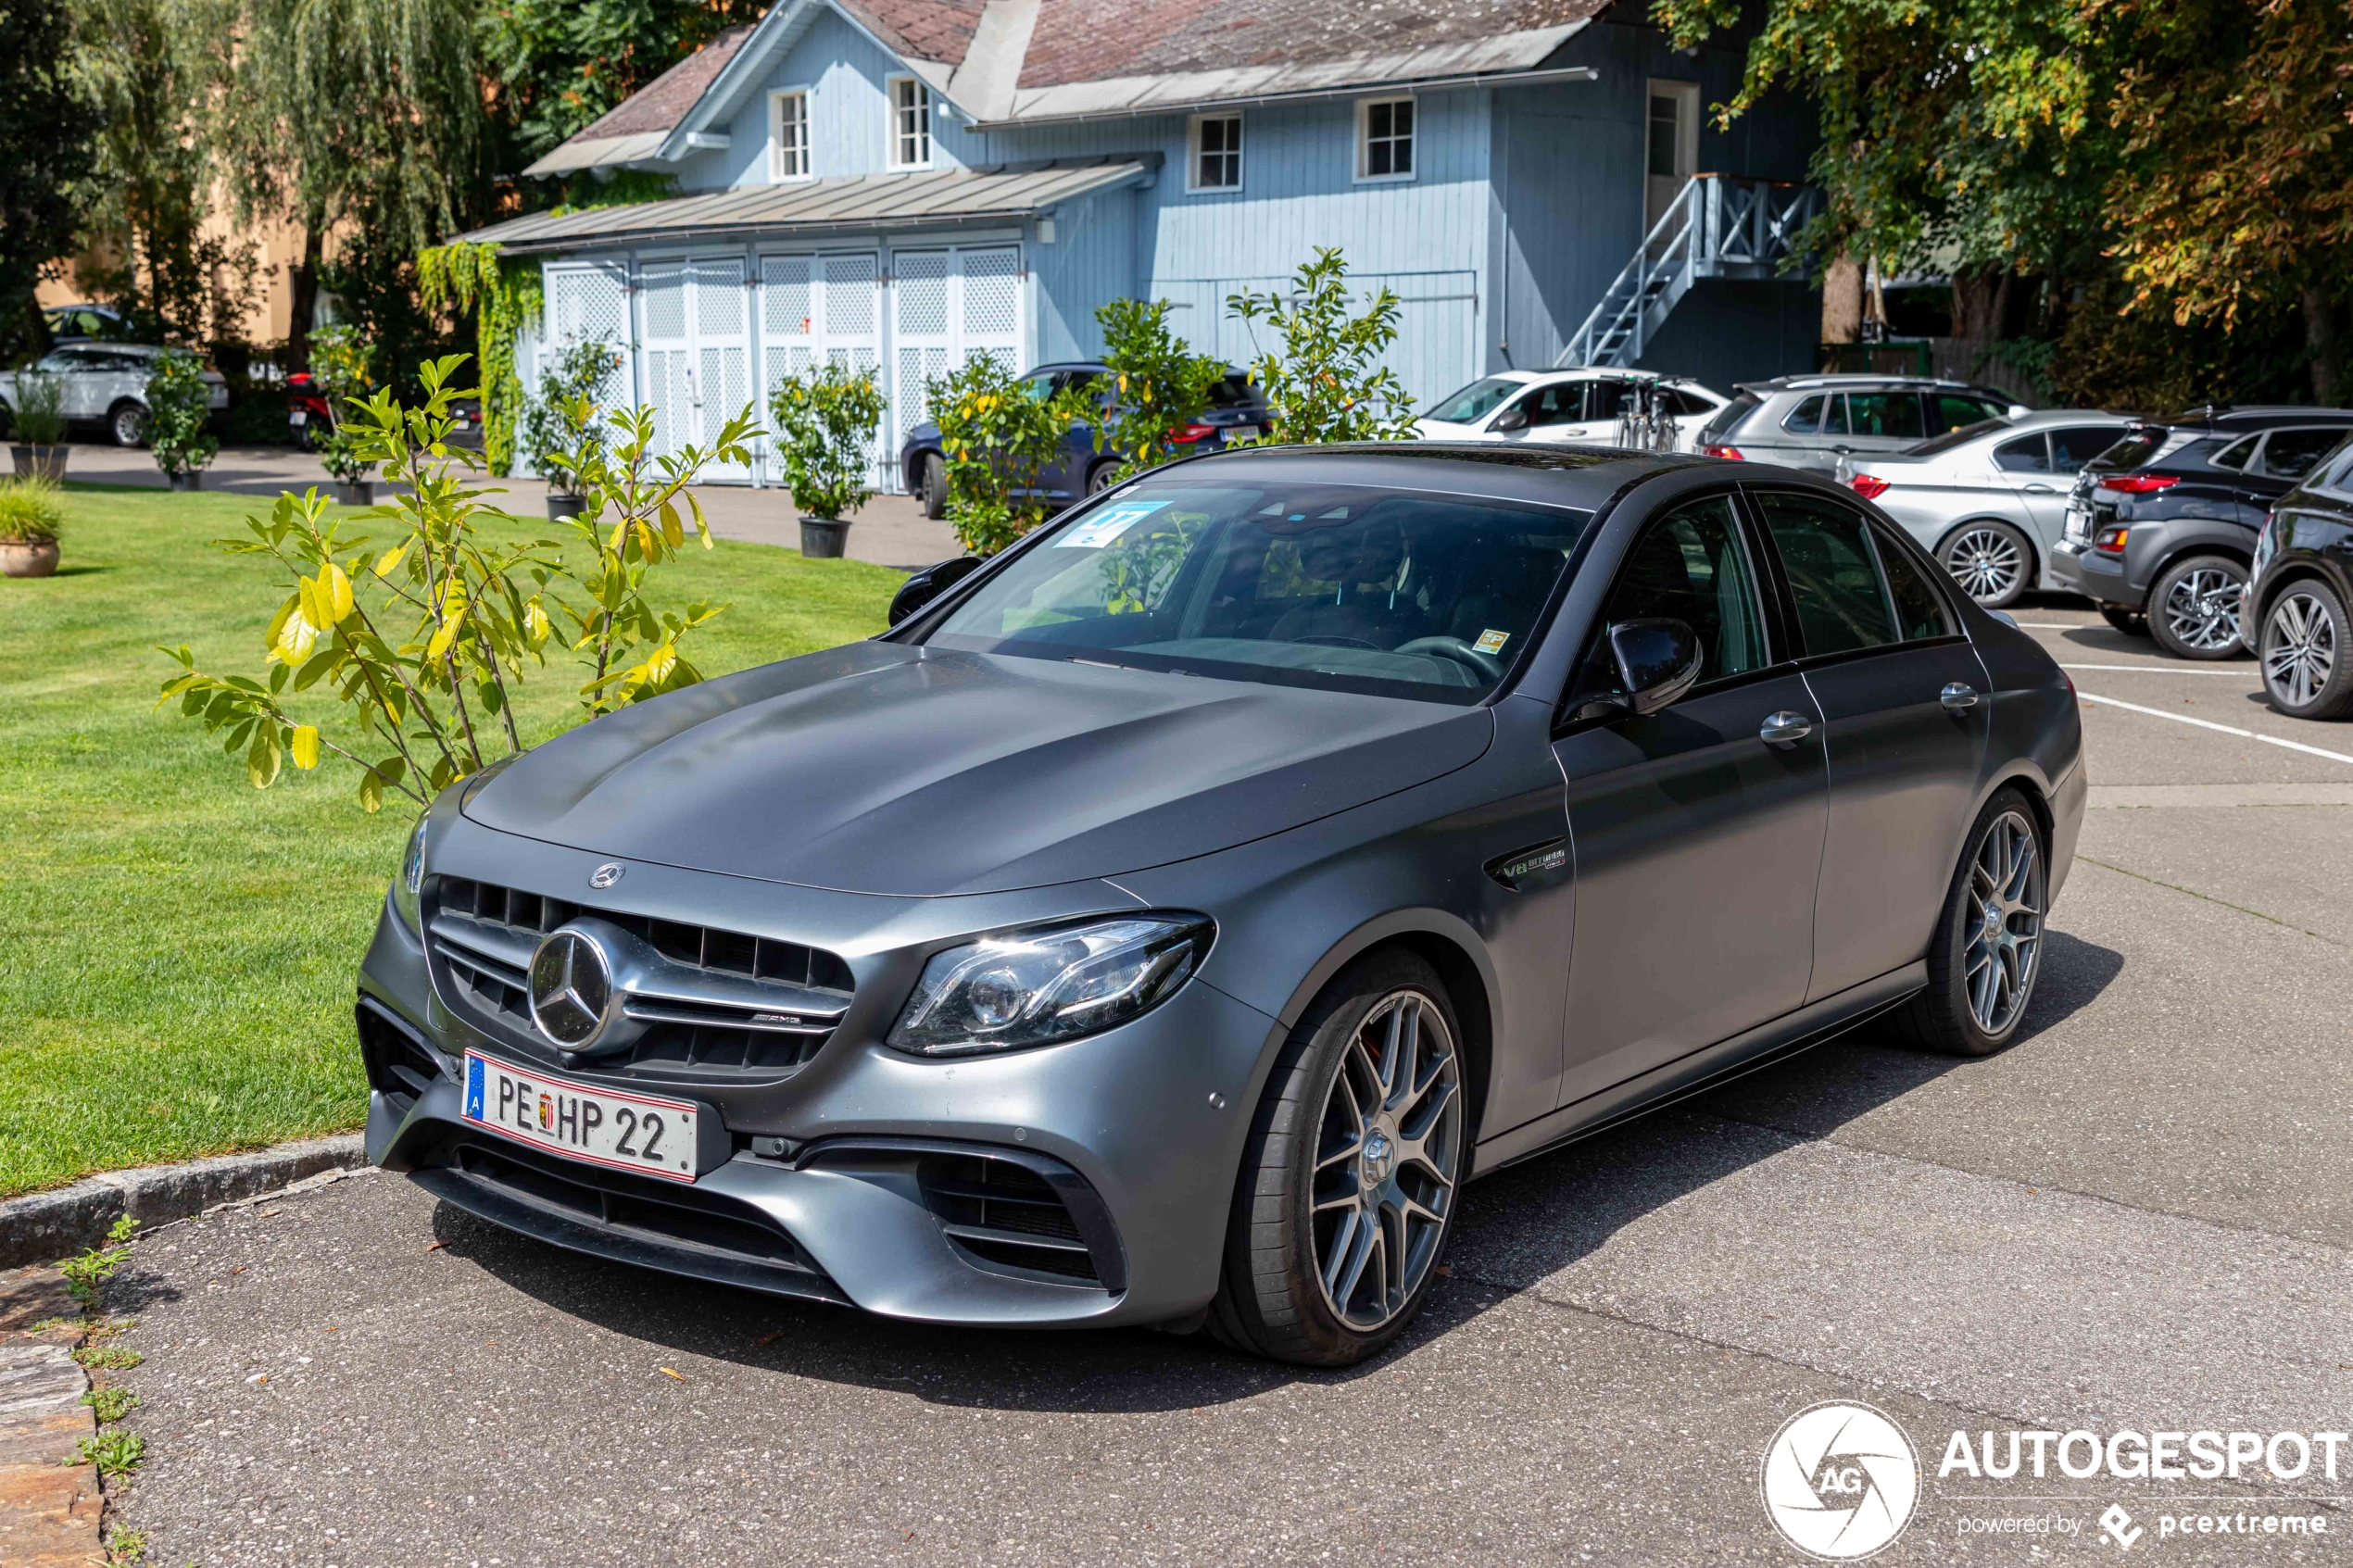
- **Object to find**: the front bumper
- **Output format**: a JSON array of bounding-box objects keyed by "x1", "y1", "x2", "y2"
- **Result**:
[{"x1": 358, "y1": 826, "x2": 1282, "y2": 1328}]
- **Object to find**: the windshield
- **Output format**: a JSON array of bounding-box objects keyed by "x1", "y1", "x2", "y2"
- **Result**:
[
  {"x1": 1425, "y1": 377, "x2": 1525, "y2": 425},
  {"x1": 926, "y1": 482, "x2": 1592, "y2": 704}
]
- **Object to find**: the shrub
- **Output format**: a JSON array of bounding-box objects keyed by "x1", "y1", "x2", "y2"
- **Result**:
[
  {"x1": 0, "y1": 475, "x2": 63, "y2": 543},
  {"x1": 521, "y1": 334, "x2": 625, "y2": 494},
  {"x1": 157, "y1": 355, "x2": 760, "y2": 810},
  {"x1": 308, "y1": 324, "x2": 376, "y2": 484},
  {"x1": 145, "y1": 350, "x2": 220, "y2": 478},
  {"x1": 926, "y1": 357, "x2": 1094, "y2": 555},
  {"x1": 1094, "y1": 298, "x2": 1230, "y2": 482},
  {"x1": 11, "y1": 370, "x2": 66, "y2": 445},
  {"x1": 767, "y1": 360, "x2": 887, "y2": 521},
  {"x1": 1227, "y1": 249, "x2": 1418, "y2": 444}
]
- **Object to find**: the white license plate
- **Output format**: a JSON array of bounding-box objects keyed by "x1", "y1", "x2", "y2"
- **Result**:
[
  {"x1": 288, "y1": 409, "x2": 308, "y2": 426},
  {"x1": 1227, "y1": 424, "x2": 1261, "y2": 441},
  {"x1": 461, "y1": 1050, "x2": 700, "y2": 1183}
]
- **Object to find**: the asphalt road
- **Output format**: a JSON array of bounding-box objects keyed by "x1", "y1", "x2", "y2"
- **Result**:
[{"x1": 102, "y1": 599, "x2": 2353, "y2": 1566}]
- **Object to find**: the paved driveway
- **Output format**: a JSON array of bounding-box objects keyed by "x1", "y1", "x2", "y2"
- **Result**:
[{"x1": 102, "y1": 601, "x2": 2353, "y2": 1565}]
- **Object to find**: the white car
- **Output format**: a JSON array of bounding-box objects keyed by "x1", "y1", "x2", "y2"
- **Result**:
[
  {"x1": 0, "y1": 343, "x2": 227, "y2": 448},
  {"x1": 1416, "y1": 369, "x2": 1730, "y2": 452}
]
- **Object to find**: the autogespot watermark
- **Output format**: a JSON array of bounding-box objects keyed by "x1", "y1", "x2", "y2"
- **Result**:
[{"x1": 1761, "y1": 1407, "x2": 2344, "y2": 1556}]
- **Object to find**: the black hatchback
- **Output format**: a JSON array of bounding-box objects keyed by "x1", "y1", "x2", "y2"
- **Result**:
[
  {"x1": 2049, "y1": 406, "x2": 2353, "y2": 659},
  {"x1": 2242, "y1": 435, "x2": 2353, "y2": 719}
]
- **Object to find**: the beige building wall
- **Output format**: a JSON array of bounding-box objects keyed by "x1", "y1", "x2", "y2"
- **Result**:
[{"x1": 37, "y1": 204, "x2": 311, "y2": 345}]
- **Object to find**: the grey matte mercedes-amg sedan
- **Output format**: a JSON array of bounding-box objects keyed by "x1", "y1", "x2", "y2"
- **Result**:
[{"x1": 358, "y1": 444, "x2": 2085, "y2": 1365}]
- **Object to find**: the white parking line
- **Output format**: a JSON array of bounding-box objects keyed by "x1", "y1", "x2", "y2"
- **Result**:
[
  {"x1": 2016, "y1": 621, "x2": 2086, "y2": 630},
  {"x1": 2060, "y1": 662, "x2": 2247, "y2": 677},
  {"x1": 2076, "y1": 691, "x2": 2353, "y2": 767}
]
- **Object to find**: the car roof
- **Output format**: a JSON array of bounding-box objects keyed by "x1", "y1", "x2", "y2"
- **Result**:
[
  {"x1": 1737, "y1": 374, "x2": 2005, "y2": 394},
  {"x1": 2152, "y1": 405, "x2": 2353, "y2": 430},
  {"x1": 1136, "y1": 439, "x2": 1768, "y2": 514}
]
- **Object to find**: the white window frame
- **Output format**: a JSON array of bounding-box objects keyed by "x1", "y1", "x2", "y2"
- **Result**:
[
  {"x1": 887, "y1": 75, "x2": 932, "y2": 170},
  {"x1": 769, "y1": 87, "x2": 812, "y2": 182},
  {"x1": 1354, "y1": 94, "x2": 1416, "y2": 183},
  {"x1": 1188, "y1": 111, "x2": 1244, "y2": 194}
]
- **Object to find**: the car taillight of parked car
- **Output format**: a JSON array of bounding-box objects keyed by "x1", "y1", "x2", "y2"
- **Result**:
[
  {"x1": 2094, "y1": 524, "x2": 2131, "y2": 554},
  {"x1": 1702, "y1": 443, "x2": 1743, "y2": 460},
  {"x1": 2099, "y1": 473, "x2": 2179, "y2": 495},
  {"x1": 1847, "y1": 473, "x2": 1891, "y2": 500},
  {"x1": 1170, "y1": 422, "x2": 1219, "y2": 445}
]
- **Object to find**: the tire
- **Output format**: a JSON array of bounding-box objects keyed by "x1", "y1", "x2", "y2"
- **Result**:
[
  {"x1": 1209, "y1": 949, "x2": 1467, "y2": 1366},
  {"x1": 2259, "y1": 578, "x2": 2353, "y2": 720},
  {"x1": 1887, "y1": 789, "x2": 2049, "y2": 1057},
  {"x1": 1084, "y1": 460, "x2": 1121, "y2": 495},
  {"x1": 2098, "y1": 605, "x2": 2151, "y2": 637},
  {"x1": 2147, "y1": 554, "x2": 2250, "y2": 659},
  {"x1": 108, "y1": 401, "x2": 148, "y2": 448},
  {"x1": 919, "y1": 453, "x2": 947, "y2": 520},
  {"x1": 1938, "y1": 520, "x2": 2033, "y2": 608}
]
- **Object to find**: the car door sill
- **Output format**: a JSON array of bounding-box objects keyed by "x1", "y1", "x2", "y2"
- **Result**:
[{"x1": 1468, "y1": 962, "x2": 1927, "y2": 1177}]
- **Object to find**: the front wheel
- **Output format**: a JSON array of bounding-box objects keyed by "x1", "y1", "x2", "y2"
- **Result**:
[
  {"x1": 1939, "y1": 521, "x2": 2032, "y2": 608},
  {"x1": 109, "y1": 401, "x2": 149, "y2": 448},
  {"x1": 919, "y1": 453, "x2": 947, "y2": 520},
  {"x1": 2148, "y1": 554, "x2": 2250, "y2": 659},
  {"x1": 1888, "y1": 789, "x2": 2048, "y2": 1057},
  {"x1": 1210, "y1": 950, "x2": 1466, "y2": 1365},
  {"x1": 2259, "y1": 580, "x2": 2353, "y2": 720}
]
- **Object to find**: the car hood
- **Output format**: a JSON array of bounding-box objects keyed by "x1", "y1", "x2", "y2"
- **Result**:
[{"x1": 463, "y1": 642, "x2": 1493, "y2": 897}]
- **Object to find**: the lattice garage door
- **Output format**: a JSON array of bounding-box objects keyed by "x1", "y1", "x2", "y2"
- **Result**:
[
  {"x1": 636, "y1": 257, "x2": 754, "y2": 479},
  {"x1": 761, "y1": 251, "x2": 883, "y2": 486},
  {"x1": 539, "y1": 263, "x2": 630, "y2": 420},
  {"x1": 889, "y1": 245, "x2": 1023, "y2": 485}
]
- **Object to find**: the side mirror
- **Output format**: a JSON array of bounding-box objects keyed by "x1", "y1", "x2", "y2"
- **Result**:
[
  {"x1": 887, "y1": 556, "x2": 983, "y2": 627},
  {"x1": 1491, "y1": 406, "x2": 1529, "y2": 433},
  {"x1": 1607, "y1": 618, "x2": 1704, "y2": 715}
]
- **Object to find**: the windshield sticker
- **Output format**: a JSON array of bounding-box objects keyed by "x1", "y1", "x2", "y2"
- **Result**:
[
  {"x1": 1474, "y1": 629, "x2": 1511, "y2": 655},
  {"x1": 1056, "y1": 498, "x2": 1171, "y2": 548}
]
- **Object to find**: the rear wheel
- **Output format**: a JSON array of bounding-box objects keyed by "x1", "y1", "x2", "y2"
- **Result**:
[
  {"x1": 2259, "y1": 579, "x2": 2353, "y2": 720},
  {"x1": 1939, "y1": 521, "x2": 2032, "y2": 608},
  {"x1": 919, "y1": 453, "x2": 947, "y2": 520},
  {"x1": 2098, "y1": 605, "x2": 2150, "y2": 637},
  {"x1": 2148, "y1": 554, "x2": 2249, "y2": 659},
  {"x1": 1888, "y1": 789, "x2": 2048, "y2": 1057},
  {"x1": 108, "y1": 400, "x2": 148, "y2": 448},
  {"x1": 1210, "y1": 950, "x2": 1466, "y2": 1365},
  {"x1": 1084, "y1": 460, "x2": 1121, "y2": 496}
]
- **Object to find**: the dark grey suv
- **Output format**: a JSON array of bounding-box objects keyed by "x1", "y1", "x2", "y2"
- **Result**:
[
  {"x1": 1698, "y1": 375, "x2": 2025, "y2": 474},
  {"x1": 359, "y1": 445, "x2": 2084, "y2": 1365}
]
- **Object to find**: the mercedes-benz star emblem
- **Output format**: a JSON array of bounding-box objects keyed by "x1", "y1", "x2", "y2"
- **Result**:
[
  {"x1": 529, "y1": 928, "x2": 614, "y2": 1049},
  {"x1": 588, "y1": 861, "x2": 625, "y2": 890}
]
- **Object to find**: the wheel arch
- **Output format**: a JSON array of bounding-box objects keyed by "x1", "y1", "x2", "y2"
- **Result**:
[{"x1": 2251, "y1": 559, "x2": 2344, "y2": 629}]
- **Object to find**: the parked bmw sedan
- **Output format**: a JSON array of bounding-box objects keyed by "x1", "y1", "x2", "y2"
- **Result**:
[
  {"x1": 1839, "y1": 411, "x2": 2132, "y2": 608},
  {"x1": 2242, "y1": 434, "x2": 2353, "y2": 720},
  {"x1": 359, "y1": 445, "x2": 2084, "y2": 1365}
]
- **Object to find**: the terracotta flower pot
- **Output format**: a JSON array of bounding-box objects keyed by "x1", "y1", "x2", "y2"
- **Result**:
[
  {"x1": 799, "y1": 516, "x2": 850, "y2": 558},
  {"x1": 10, "y1": 445, "x2": 66, "y2": 481},
  {"x1": 0, "y1": 540, "x2": 60, "y2": 578}
]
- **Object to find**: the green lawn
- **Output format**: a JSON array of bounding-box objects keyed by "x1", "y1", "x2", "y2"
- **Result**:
[{"x1": 0, "y1": 483, "x2": 900, "y2": 1197}]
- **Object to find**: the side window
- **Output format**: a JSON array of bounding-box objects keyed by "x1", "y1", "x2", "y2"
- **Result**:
[
  {"x1": 1782, "y1": 395, "x2": 1826, "y2": 434},
  {"x1": 1667, "y1": 388, "x2": 1718, "y2": 418},
  {"x1": 1520, "y1": 385, "x2": 1579, "y2": 427},
  {"x1": 1587, "y1": 495, "x2": 1768, "y2": 691},
  {"x1": 2209, "y1": 435, "x2": 2258, "y2": 471},
  {"x1": 1930, "y1": 393, "x2": 2002, "y2": 434},
  {"x1": 2050, "y1": 426, "x2": 2120, "y2": 471},
  {"x1": 1993, "y1": 433, "x2": 2051, "y2": 473},
  {"x1": 1872, "y1": 528, "x2": 1956, "y2": 642},
  {"x1": 1755, "y1": 493, "x2": 1899, "y2": 656},
  {"x1": 1586, "y1": 380, "x2": 1637, "y2": 421},
  {"x1": 2261, "y1": 427, "x2": 2348, "y2": 481},
  {"x1": 1843, "y1": 392, "x2": 1926, "y2": 439}
]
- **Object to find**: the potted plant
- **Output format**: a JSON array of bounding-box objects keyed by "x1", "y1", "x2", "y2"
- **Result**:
[
  {"x1": 146, "y1": 349, "x2": 221, "y2": 491},
  {"x1": 9, "y1": 370, "x2": 69, "y2": 479},
  {"x1": 308, "y1": 325, "x2": 378, "y2": 505},
  {"x1": 768, "y1": 359, "x2": 886, "y2": 558},
  {"x1": 522, "y1": 335, "x2": 624, "y2": 521},
  {"x1": 0, "y1": 474, "x2": 63, "y2": 578}
]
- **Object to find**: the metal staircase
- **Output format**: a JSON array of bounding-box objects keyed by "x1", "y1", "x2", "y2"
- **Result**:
[{"x1": 1555, "y1": 176, "x2": 1821, "y2": 370}]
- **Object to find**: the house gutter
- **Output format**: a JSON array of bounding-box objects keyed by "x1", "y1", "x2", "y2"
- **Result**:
[{"x1": 966, "y1": 64, "x2": 1597, "y2": 132}]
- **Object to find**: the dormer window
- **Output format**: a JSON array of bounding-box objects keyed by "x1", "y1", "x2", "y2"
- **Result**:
[
  {"x1": 770, "y1": 90, "x2": 810, "y2": 182},
  {"x1": 888, "y1": 76, "x2": 932, "y2": 169}
]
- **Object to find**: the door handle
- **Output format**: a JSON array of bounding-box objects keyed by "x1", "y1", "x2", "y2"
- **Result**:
[
  {"x1": 2022, "y1": 483, "x2": 2057, "y2": 494},
  {"x1": 1831, "y1": 444, "x2": 1854, "y2": 454},
  {"x1": 1759, "y1": 710, "x2": 1814, "y2": 746},
  {"x1": 1941, "y1": 682, "x2": 1981, "y2": 711}
]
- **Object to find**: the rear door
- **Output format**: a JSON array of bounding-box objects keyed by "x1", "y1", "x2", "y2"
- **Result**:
[
  {"x1": 2240, "y1": 427, "x2": 2353, "y2": 520},
  {"x1": 1747, "y1": 488, "x2": 1990, "y2": 1001},
  {"x1": 1832, "y1": 389, "x2": 1930, "y2": 468}
]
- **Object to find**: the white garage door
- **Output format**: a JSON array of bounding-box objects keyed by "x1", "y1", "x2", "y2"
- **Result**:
[
  {"x1": 640, "y1": 257, "x2": 753, "y2": 481},
  {"x1": 890, "y1": 245, "x2": 1023, "y2": 474},
  {"x1": 760, "y1": 251, "x2": 884, "y2": 487}
]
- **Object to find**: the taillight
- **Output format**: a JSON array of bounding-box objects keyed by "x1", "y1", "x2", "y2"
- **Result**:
[
  {"x1": 2100, "y1": 473, "x2": 2179, "y2": 495},
  {"x1": 2094, "y1": 525, "x2": 2130, "y2": 554},
  {"x1": 1848, "y1": 473, "x2": 1891, "y2": 500},
  {"x1": 1169, "y1": 422, "x2": 1218, "y2": 445},
  {"x1": 1702, "y1": 443, "x2": 1743, "y2": 460}
]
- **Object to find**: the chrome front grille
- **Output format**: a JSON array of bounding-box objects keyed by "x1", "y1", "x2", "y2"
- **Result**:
[{"x1": 425, "y1": 876, "x2": 855, "y2": 1082}]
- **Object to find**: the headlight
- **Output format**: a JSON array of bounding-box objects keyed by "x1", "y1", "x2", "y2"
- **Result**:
[
  {"x1": 887, "y1": 913, "x2": 1214, "y2": 1058},
  {"x1": 391, "y1": 814, "x2": 427, "y2": 935}
]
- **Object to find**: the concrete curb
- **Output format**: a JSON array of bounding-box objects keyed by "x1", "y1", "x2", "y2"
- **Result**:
[{"x1": 0, "y1": 1135, "x2": 367, "y2": 1271}]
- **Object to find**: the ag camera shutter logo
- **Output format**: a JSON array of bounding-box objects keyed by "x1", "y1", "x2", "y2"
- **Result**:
[{"x1": 1761, "y1": 1401, "x2": 1920, "y2": 1560}]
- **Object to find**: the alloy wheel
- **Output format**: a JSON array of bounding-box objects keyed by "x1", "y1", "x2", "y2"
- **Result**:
[
  {"x1": 1943, "y1": 526, "x2": 2023, "y2": 605},
  {"x1": 1965, "y1": 810, "x2": 2044, "y2": 1037},
  {"x1": 1310, "y1": 990, "x2": 1462, "y2": 1332},
  {"x1": 2159, "y1": 567, "x2": 2244, "y2": 653},
  {"x1": 2262, "y1": 591, "x2": 2338, "y2": 709}
]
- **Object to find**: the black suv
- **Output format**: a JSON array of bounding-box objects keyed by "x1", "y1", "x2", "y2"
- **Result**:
[
  {"x1": 2050, "y1": 406, "x2": 2353, "y2": 659},
  {"x1": 2241, "y1": 436, "x2": 2353, "y2": 719}
]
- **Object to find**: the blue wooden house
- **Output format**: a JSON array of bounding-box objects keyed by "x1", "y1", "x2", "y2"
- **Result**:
[{"x1": 459, "y1": 0, "x2": 1820, "y2": 489}]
